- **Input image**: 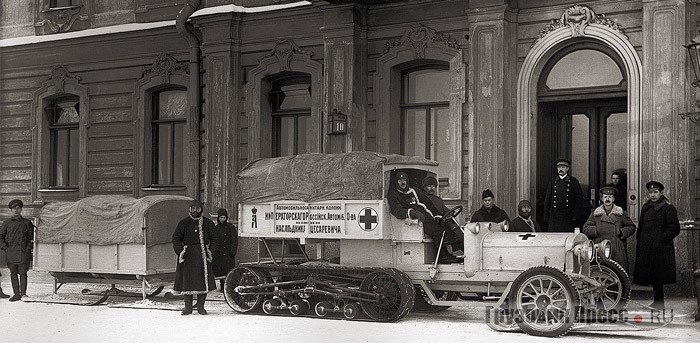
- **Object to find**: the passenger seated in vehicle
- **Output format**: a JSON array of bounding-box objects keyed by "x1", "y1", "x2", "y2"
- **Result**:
[
  {"x1": 469, "y1": 189, "x2": 510, "y2": 225},
  {"x1": 387, "y1": 171, "x2": 463, "y2": 264}
]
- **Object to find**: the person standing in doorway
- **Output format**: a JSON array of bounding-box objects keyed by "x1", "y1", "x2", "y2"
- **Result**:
[
  {"x1": 633, "y1": 181, "x2": 680, "y2": 310},
  {"x1": 0, "y1": 199, "x2": 34, "y2": 302},
  {"x1": 211, "y1": 208, "x2": 238, "y2": 292},
  {"x1": 543, "y1": 158, "x2": 585, "y2": 232},
  {"x1": 609, "y1": 171, "x2": 628, "y2": 209},
  {"x1": 172, "y1": 200, "x2": 217, "y2": 315}
]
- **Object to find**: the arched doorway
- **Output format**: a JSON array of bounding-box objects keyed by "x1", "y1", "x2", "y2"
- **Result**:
[
  {"x1": 516, "y1": 7, "x2": 643, "y2": 222},
  {"x1": 534, "y1": 41, "x2": 629, "y2": 224}
]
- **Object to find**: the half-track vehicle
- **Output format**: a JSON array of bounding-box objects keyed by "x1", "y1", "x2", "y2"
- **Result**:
[{"x1": 225, "y1": 152, "x2": 661, "y2": 337}]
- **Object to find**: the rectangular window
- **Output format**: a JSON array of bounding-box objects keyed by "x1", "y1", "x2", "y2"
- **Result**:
[
  {"x1": 152, "y1": 89, "x2": 186, "y2": 185},
  {"x1": 46, "y1": 96, "x2": 80, "y2": 188},
  {"x1": 50, "y1": 0, "x2": 73, "y2": 8},
  {"x1": 273, "y1": 114, "x2": 310, "y2": 157}
]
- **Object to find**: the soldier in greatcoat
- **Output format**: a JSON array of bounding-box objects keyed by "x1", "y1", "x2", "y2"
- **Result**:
[
  {"x1": 0, "y1": 199, "x2": 34, "y2": 301},
  {"x1": 172, "y1": 199, "x2": 217, "y2": 315},
  {"x1": 211, "y1": 208, "x2": 238, "y2": 292},
  {"x1": 633, "y1": 181, "x2": 680, "y2": 310},
  {"x1": 582, "y1": 187, "x2": 636, "y2": 271},
  {"x1": 543, "y1": 158, "x2": 585, "y2": 232}
]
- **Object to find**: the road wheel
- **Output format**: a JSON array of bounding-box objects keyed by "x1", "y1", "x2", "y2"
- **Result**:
[
  {"x1": 343, "y1": 302, "x2": 363, "y2": 319},
  {"x1": 315, "y1": 301, "x2": 333, "y2": 317},
  {"x1": 360, "y1": 268, "x2": 415, "y2": 322},
  {"x1": 510, "y1": 265, "x2": 579, "y2": 337},
  {"x1": 289, "y1": 299, "x2": 310, "y2": 316},
  {"x1": 224, "y1": 266, "x2": 267, "y2": 313},
  {"x1": 590, "y1": 259, "x2": 631, "y2": 311}
]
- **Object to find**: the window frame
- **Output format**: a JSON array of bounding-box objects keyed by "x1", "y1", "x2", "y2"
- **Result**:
[
  {"x1": 45, "y1": 96, "x2": 80, "y2": 188},
  {"x1": 268, "y1": 73, "x2": 312, "y2": 157},
  {"x1": 150, "y1": 88, "x2": 187, "y2": 186}
]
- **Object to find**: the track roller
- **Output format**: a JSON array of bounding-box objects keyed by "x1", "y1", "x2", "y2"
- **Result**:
[
  {"x1": 315, "y1": 301, "x2": 334, "y2": 317},
  {"x1": 343, "y1": 302, "x2": 362, "y2": 319},
  {"x1": 289, "y1": 299, "x2": 310, "y2": 316},
  {"x1": 262, "y1": 298, "x2": 283, "y2": 315}
]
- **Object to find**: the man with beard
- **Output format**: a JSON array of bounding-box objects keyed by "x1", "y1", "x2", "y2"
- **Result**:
[
  {"x1": 510, "y1": 200, "x2": 539, "y2": 232},
  {"x1": 172, "y1": 199, "x2": 217, "y2": 315},
  {"x1": 211, "y1": 208, "x2": 237, "y2": 292},
  {"x1": 387, "y1": 171, "x2": 462, "y2": 263},
  {"x1": 633, "y1": 181, "x2": 680, "y2": 310},
  {"x1": 543, "y1": 158, "x2": 585, "y2": 232},
  {"x1": 582, "y1": 187, "x2": 636, "y2": 271},
  {"x1": 0, "y1": 199, "x2": 34, "y2": 301},
  {"x1": 469, "y1": 189, "x2": 510, "y2": 224}
]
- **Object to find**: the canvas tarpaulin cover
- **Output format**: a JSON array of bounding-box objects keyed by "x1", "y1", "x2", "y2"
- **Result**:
[
  {"x1": 236, "y1": 151, "x2": 438, "y2": 203},
  {"x1": 37, "y1": 195, "x2": 193, "y2": 246}
]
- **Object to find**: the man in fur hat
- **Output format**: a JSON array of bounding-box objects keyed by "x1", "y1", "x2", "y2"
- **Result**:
[
  {"x1": 510, "y1": 200, "x2": 539, "y2": 232},
  {"x1": 211, "y1": 208, "x2": 237, "y2": 292},
  {"x1": 0, "y1": 199, "x2": 34, "y2": 301},
  {"x1": 172, "y1": 199, "x2": 217, "y2": 315},
  {"x1": 582, "y1": 187, "x2": 636, "y2": 271},
  {"x1": 469, "y1": 189, "x2": 510, "y2": 224}
]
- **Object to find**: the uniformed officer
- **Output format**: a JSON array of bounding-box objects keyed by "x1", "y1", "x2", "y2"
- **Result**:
[{"x1": 542, "y1": 158, "x2": 585, "y2": 232}]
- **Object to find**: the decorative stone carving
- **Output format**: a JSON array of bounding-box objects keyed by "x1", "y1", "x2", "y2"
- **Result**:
[
  {"x1": 264, "y1": 39, "x2": 314, "y2": 71},
  {"x1": 140, "y1": 54, "x2": 190, "y2": 84},
  {"x1": 48, "y1": 66, "x2": 82, "y2": 93},
  {"x1": 383, "y1": 23, "x2": 458, "y2": 58},
  {"x1": 533, "y1": 5, "x2": 627, "y2": 47},
  {"x1": 35, "y1": 5, "x2": 88, "y2": 34},
  {"x1": 680, "y1": 111, "x2": 700, "y2": 124}
]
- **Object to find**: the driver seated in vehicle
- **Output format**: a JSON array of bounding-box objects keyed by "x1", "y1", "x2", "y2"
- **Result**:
[{"x1": 387, "y1": 171, "x2": 463, "y2": 264}]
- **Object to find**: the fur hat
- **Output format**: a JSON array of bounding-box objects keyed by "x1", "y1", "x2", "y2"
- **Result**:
[
  {"x1": 396, "y1": 171, "x2": 408, "y2": 181},
  {"x1": 482, "y1": 189, "x2": 494, "y2": 199},
  {"x1": 422, "y1": 176, "x2": 438, "y2": 188},
  {"x1": 217, "y1": 208, "x2": 228, "y2": 217}
]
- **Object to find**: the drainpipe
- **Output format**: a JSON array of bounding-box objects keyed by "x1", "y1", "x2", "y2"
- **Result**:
[{"x1": 176, "y1": 0, "x2": 201, "y2": 201}]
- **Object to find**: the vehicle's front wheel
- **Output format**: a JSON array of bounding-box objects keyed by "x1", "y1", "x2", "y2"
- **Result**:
[
  {"x1": 589, "y1": 259, "x2": 631, "y2": 311},
  {"x1": 510, "y1": 265, "x2": 579, "y2": 337}
]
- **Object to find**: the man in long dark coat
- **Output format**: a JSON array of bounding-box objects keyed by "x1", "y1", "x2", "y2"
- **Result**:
[
  {"x1": 172, "y1": 199, "x2": 217, "y2": 315},
  {"x1": 469, "y1": 189, "x2": 510, "y2": 224},
  {"x1": 387, "y1": 171, "x2": 461, "y2": 264},
  {"x1": 510, "y1": 200, "x2": 539, "y2": 232},
  {"x1": 0, "y1": 199, "x2": 34, "y2": 301},
  {"x1": 543, "y1": 158, "x2": 585, "y2": 232},
  {"x1": 582, "y1": 187, "x2": 636, "y2": 271},
  {"x1": 633, "y1": 181, "x2": 680, "y2": 310},
  {"x1": 211, "y1": 208, "x2": 238, "y2": 292}
]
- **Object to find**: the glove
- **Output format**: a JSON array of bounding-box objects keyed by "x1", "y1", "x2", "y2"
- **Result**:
[
  {"x1": 434, "y1": 215, "x2": 444, "y2": 226},
  {"x1": 409, "y1": 210, "x2": 425, "y2": 222}
]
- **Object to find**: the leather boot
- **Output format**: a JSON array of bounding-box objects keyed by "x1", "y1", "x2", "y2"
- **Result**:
[
  {"x1": 220, "y1": 279, "x2": 225, "y2": 293},
  {"x1": 0, "y1": 286, "x2": 10, "y2": 299},
  {"x1": 197, "y1": 293, "x2": 207, "y2": 315},
  {"x1": 181, "y1": 295, "x2": 193, "y2": 315},
  {"x1": 20, "y1": 273, "x2": 27, "y2": 297}
]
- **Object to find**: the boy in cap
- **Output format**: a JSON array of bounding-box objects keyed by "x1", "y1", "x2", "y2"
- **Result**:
[
  {"x1": 0, "y1": 199, "x2": 34, "y2": 301},
  {"x1": 543, "y1": 158, "x2": 585, "y2": 232},
  {"x1": 211, "y1": 208, "x2": 237, "y2": 292},
  {"x1": 633, "y1": 181, "x2": 680, "y2": 310},
  {"x1": 469, "y1": 189, "x2": 510, "y2": 224},
  {"x1": 172, "y1": 199, "x2": 217, "y2": 315},
  {"x1": 582, "y1": 186, "x2": 636, "y2": 271},
  {"x1": 510, "y1": 200, "x2": 539, "y2": 232}
]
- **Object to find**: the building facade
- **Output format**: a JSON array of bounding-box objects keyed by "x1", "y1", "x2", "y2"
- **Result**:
[{"x1": 1, "y1": 0, "x2": 698, "y2": 294}]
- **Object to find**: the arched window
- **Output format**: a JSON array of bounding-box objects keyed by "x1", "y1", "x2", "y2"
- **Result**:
[
  {"x1": 268, "y1": 73, "x2": 311, "y2": 157},
  {"x1": 400, "y1": 64, "x2": 452, "y2": 183},
  {"x1": 45, "y1": 95, "x2": 80, "y2": 187},
  {"x1": 151, "y1": 88, "x2": 187, "y2": 185}
]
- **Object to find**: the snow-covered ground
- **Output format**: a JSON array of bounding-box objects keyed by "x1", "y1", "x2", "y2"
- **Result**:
[{"x1": 1, "y1": 268, "x2": 697, "y2": 343}]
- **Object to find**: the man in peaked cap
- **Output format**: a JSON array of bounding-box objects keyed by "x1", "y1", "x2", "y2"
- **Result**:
[
  {"x1": 469, "y1": 189, "x2": 510, "y2": 224},
  {"x1": 633, "y1": 180, "x2": 680, "y2": 310},
  {"x1": 582, "y1": 186, "x2": 636, "y2": 271},
  {"x1": 543, "y1": 158, "x2": 585, "y2": 232},
  {"x1": 0, "y1": 199, "x2": 34, "y2": 301},
  {"x1": 172, "y1": 199, "x2": 217, "y2": 315}
]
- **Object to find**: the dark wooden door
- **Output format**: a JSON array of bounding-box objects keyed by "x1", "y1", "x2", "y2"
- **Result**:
[{"x1": 536, "y1": 98, "x2": 627, "y2": 225}]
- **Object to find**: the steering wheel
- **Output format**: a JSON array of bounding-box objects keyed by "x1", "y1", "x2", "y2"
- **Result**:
[{"x1": 441, "y1": 205, "x2": 463, "y2": 222}]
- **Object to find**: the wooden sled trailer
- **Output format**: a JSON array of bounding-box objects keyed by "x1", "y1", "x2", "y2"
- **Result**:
[{"x1": 32, "y1": 195, "x2": 193, "y2": 304}]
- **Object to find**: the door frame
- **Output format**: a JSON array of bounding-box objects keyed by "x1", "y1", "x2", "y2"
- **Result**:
[{"x1": 516, "y1": 24, "x2": 643, "y2": 220}]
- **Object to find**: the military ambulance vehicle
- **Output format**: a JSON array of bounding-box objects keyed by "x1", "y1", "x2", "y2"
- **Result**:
[{"x1": 225, "y1": 152, "x2": 657, "y2": 337}]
